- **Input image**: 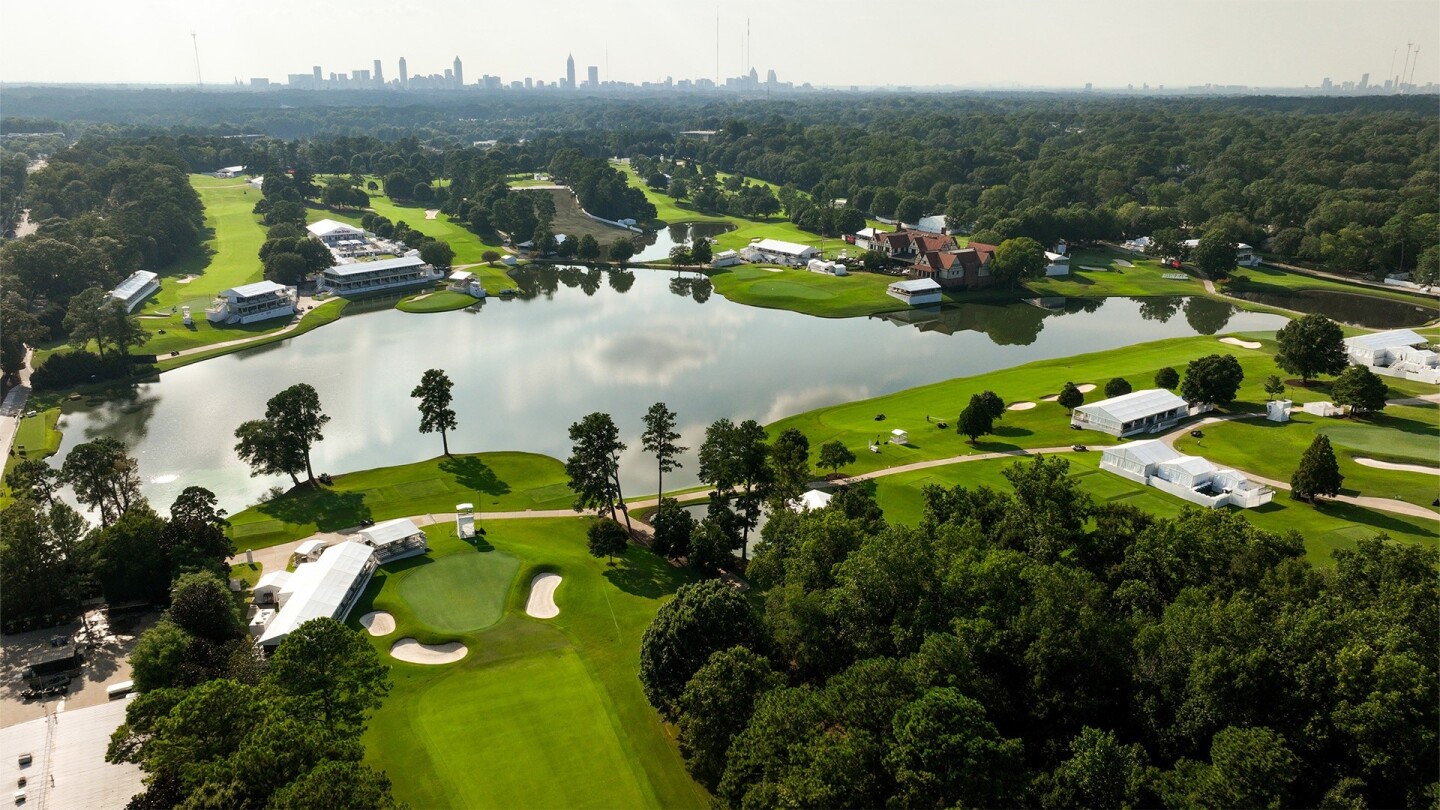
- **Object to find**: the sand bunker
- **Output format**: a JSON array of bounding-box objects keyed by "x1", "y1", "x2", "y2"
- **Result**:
[
  {"x1": 359, "y1": 611, "x2": 396, "y2": 636},
  {"x1": 1113, "y1": 259, "x2": 1134, "y2": 267},
  {"x1": 1007, "y1": 401, "x2": 1037, "y2": 411},
  {"x1": 526, "y1": 573, "x2": 562, "y2": 618},
  {"x1": 1081, "y1": 265, "x2": 1109, "y2": 272},
  {"x1": 1353, "y1": 458, "x2": 1440, "y2": 475},
  {"x1": 424, "y1": 209, "x2": 440, "y2": 220},
  {"x1": 1076, "y1": 384, "x2": 1097, "y2": 393},
  {"x1": 1040, "y1": 394, "x2": 1060, "y2": 402},
  {"x1": 1220, "y1": 337, "x2": 1262, "y2": 349},
  {"x1": 390, "y1": 638, "x2": 468, "y2": 664}
]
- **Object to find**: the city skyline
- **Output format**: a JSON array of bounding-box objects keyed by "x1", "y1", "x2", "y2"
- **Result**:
[{"x1": 1, "y1": 0, "x2": 1436, "y2": 90}]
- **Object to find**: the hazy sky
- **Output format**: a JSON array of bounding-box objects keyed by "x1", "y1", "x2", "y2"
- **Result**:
[{"x1": 1, "y1": 0, "x2": 1436, "y2": 89}]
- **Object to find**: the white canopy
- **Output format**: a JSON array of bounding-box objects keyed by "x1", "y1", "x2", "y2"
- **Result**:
[
  {"x1": 259, "y1": 541, "x2": 374, "y2": 647},
  {"x1": 358, "y1": 518, "x2": 424, "y2": 549}
]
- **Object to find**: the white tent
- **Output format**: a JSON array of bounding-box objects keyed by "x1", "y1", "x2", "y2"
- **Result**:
[
  {"x1": 791, "y1": 489, "x2": 833, "y2": 512},
  {"x1": 889, "y1": 428, "x2": 910, "y2": 445},
  {"x1": 259, "y1": 541, "x2": 376, "y2": 648}
]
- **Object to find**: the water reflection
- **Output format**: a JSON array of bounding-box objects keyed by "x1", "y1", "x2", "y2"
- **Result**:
[
  {"x1": 1225, "y1": 288, "x2": 1437, "y2": 329},
  {"x1": 631, "y1": 221, "x2": 737, "y2": 263},
  {"x1": 53, "y1": 272, "x2": 1286, "y2": 514}
]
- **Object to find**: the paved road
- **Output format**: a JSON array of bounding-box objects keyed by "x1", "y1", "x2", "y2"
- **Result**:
[{"x1": 0, "y1": 347, "x2": 35, "y2": 461}]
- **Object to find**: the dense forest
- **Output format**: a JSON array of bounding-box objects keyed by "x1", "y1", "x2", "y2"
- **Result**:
[{"x1": 639, "y1": 458, "x2": 1438, "y2": 808}]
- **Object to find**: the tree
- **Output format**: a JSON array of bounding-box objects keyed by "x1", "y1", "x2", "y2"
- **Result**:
[
  {"x1": 1104, "y1": 377, "x2": 1132, "y2": 398},
  {"x1": 266, "y1": 384, "x2": 329, "y2": 485},
  {"x1": 1192, "y1": 229, "x2": 1238, "y2": 278},
  {"x1": 639, "y1": 579, "x2": 760, "y2": 716},
  {"x1": 608, "y1": 238, "x2": 635, "y2": 265},
  {"x1": 886, "y1": 687, "x2": 1026, "y2": 808},
  {"x1": 861, "y1": 249, "x2": 888, "y2": 271},
  {"x1": 411, "y1": 368, "x2": 458, "y2": 456},
  {"x1": 957, "y1": 394, "x2": 996, "y2": 444},
  {"x1": 990, "y1": 237, "x2": 1048, "y2": 289},
  {"x1": 668, "y1": 244, "x2": 692, "y2": 266},
  {"x1": 576, "y1": 234, "x2": 601, "y2": 261},
  {"x1": 1157, "y1": 726, "x2": 1299, "y2": 809},
  {"x1": 1180, "y1": 354, "x2": 1245, "y2": 406},
  {"x1": 768, "y1": 428, "x2": 811, "y2": 511},
  {"x1": 587, "y1": 517, "x2": 629, "y2": 564},
  {"x1": 1263, "y1": 374, "x2": 1287, "y2": 400},
  {"x1": 128, "y1": 619, "x2": 193, "y2": 692},
  {"x1": 817, "y1": 440, "x2": 856, "y2": 477},
  {"x1": 234, "y1": 418, "x2": 305, "y2": 488},
  {"x1": 1274, "y1": 313, "x2": 1348, "y2": 384},
  {"x1": 565, "y1": 412, "x2": 630, "y2": 531},
  {"x1": 895, "y1": 195, "x2": 925, "y2": 225},
  {"x1": 640, "y1": 402, "x2": 685, "y2": 499},
  {"x1": 60, "y1": 437, "x2": 143, "y2": 526},
  {"x1": 481, "y1": 250, "x2": 502, "y2": 265},
  {"x1": 63, "y1": 288, "x2": 148, "y2": 360},
  {"x1": 419, "y1": 239, "x2": 455, "y2": 270},
  {"x1": 264, "y1": 251, "x2": 308, "y2": 285},
  {"x1": 650, "y1": 497, "x2": 697, "y2": 559},
  {"x1": 1057, "y1": 381, "x2": 1084, "y2": 411},
  {"x1": 697, "y1": 419, "x2": 770, "y2": 555},
  {"x1": 976, "y1": 390, "x2": 1006, "y2": 421},
  {"x1": 677, "y1": 646, "x2": 782, "y2": 789},
  {"x1": 1291, "y1": 434, "x2": 1344, "y2": 502},
  {"x1": 688, "y1": 517, "x2": 734, "y2": 574},
  {"x1": 0, "y1": 497, "x2": 85, "y2": 630},
  {"x1": 691, "y1": 239, "x2": 713, "y2": 265},
  {"x1": 270, "y1": 761, "x2": 399, "y2": 809},
  {"x1": 1155, "y1": 366, "x2": 1180, "y2": 390},
  {"x1": 1038, "y1": 726, "x2": 1148, "y2": 810},
  {"x1": 1330, "y1": 365, "x2": 1388, "y2": 415},
  {"x1": 90, "y1": 504, "x2": 170, "y2": 604},
  {"x1": 168, "y1": 571, "x2": 244, "y2": 642},
  {"x1": 266, "y1": 617, "x2": 392, "y2": 733},
  {"x1": 6, "y1": 457, "x2": 60, "y2": 505}
]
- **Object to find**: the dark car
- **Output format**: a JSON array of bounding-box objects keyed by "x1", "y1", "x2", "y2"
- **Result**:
[
  {"x1": 1072, "y1": 444, "x2": 1088, "y2": 452},
  {"x1": 1190, "y1": 429, "x2": 1204, "y2": 438}
]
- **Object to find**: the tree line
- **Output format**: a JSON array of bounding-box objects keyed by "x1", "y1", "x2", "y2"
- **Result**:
[{"x1": 636, "y1": 456, "x2": 1437, "y2": 808}]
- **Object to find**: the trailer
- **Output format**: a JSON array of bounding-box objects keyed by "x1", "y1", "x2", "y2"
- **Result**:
[{"x1": 21, "y1": 648, "x2": 81, "y2": 685}]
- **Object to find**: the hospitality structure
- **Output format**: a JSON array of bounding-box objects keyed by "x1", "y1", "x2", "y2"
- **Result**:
[
  {"x1": 740, "y1": 238, "x2": 821, "y2": 265},
  {"x1": 109, "y1": 271, "x2": 160, "y2": 313},
  {"x1": 1343, "y1": 329, "x2": 1440, "y2": 384},
  {"x1": 206, "y1": 281, "x2": 297, "y2": 324},
  {"x1": 317, "y1": 255, "x2": 442, "y2": 296},
  {"x1": 1070, "y1": 388, "x2": 1193, "y2": 437},
  {"x1": 1100, "y1": 440, "x2": 1273, "y2": 509},
  {"x1": 255, "y1": 541, "x2": 377, "y2": 649},
  {"x1": 886, "y1": 277, "x2": 943, "y2": 306}
]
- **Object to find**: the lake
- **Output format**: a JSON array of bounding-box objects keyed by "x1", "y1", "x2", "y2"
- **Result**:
[
  {"x1": 52, "y1": 270, "x2": 1285, "y2": 515},
  {"x1": 1225, "y1": 288, "x2": 1437, "y2": 328}
]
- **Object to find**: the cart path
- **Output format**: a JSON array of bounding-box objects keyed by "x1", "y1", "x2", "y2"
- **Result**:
[{"x1": 171, "y1": 295, "x2": 328, "y2": 358}]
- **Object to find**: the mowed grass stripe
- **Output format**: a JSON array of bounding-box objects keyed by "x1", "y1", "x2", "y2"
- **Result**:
[
  {"x1": 416, "y1": 649, "x2": 654, "y2": 809},
  {"x1": 397, "y1": 552, "x2": 519, "y2": 634}
]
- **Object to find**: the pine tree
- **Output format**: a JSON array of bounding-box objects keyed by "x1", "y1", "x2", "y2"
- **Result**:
[{"x1": 1290, "y1": 434, "x2": 1344, "y2": 502}]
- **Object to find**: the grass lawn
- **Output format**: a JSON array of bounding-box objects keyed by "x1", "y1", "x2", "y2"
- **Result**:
[
  {"x1": 1026, "y1": 248, "x2": 1209, "y2": 298},
  {"x1": 396, "y1": 551, "x2": 519, "y2": 632},
  {"x1": 767, "y1": 333, "x2": 1303, "y2": 476},
  {"x1": 396, "y1": 291, "x2": 477, "y2": 313},
  {"x1": 707, "y1": 265, "x2": 906, "y2": 318},
  {"x1": 0, "y1": 407, "x2": 63, "y2": 508},
  {"x1": 225, "y1": 452, "x2": 574, "y2": 550},
  {"x1": 1223, "y1": 262, "x2": 1440, "y2": 308},
  {"x1": 359, "y1": 520, "x2": 707, "y2": 809},
  {"x1": 153, "y1": 298, "x2": 348, "y2": 372},
  {"x1": 868, "y1": 452, "x2": 1437, "y2": 563},
  {"x1": 515, "y1": 188, "x2": 636, "y2": 247},
  {"x1": 1172, "y1": 402, "x2": 1440, "y2": 510}
]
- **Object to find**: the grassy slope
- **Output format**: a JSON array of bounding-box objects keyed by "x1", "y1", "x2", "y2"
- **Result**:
[
  {"x1": 359, "y1": 520, "x2": 707, "y2": 809},
  {"x1": 1224, "y1": 262, "x2": 1440, "y2": 308},
  {"x1": 226, "y1": 452, "x2": 574, "y2": 551},
  {"x1": 706, "y1": 265, "x2": 906, "y2": 318},
  {"x1": 153, "y1": 297, "x2": 348, "y2": 372},
  {"x1": 0, "y1": 408, "x2": 63, "y2": 508},
  {"x1": 395, "y1": 291, "x2": 477, "y2": 313},
  {"x1": 868, "y1": 452, "x2": 1437, "y2": 562},
  {"x1": 767, "y1": 332, "x2": 1439, "y2": 524}
]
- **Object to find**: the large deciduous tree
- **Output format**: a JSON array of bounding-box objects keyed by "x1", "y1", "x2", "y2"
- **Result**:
[
  {"x1": 1180, "y1": 354, "x2": 1245, "y2": 406},
  {"x1": 60, "y1": 436, "x2": 143, "y2": 526},
  {"x1": 650, "y1": 497, "x2": 697, "y2": 559},
  {"x1": 817, "y1": 440, "x2": 856, "y2": 476},
  {"x1": 639, "y1": 579, "x2": 760, "y2": 716},
  {"x1": 235, "y1": 384, "x2": 330, "y2": 487},
  {"x1": 957, "y1": 394, "x2": 996, "y2": 444},
  {"x1": 412, "y1": 368, "x2": 459, "y2": 456},
  {"x1": 767, "y1": 428, "x2": 811, "y2": 511},
  {"x1": 640, "y1": 402, "x2": 685, "y2": 499},
  {"x1": 266, "y1": 617, "x2": 392, "y2": 733},
  {"x1": 587, "y1": 517, "x2": 629, "y2": 564},
  {"x1": 1154, "y1": 366, "x2": 1180, "y2": 390},
  {"x1": 990, "y1": 237, "x2": 1048, "y2": 289},
  {"x1": 1057, "y1": 381, "x2": 1085, "y2": 412},
  {"x1": 698, "y1": 418, "x2": 771, "y2": 556},
  {"x1": 677, "y1": 645, "x2": 782, "y2": 789},
  {"x1": 1274, "y1": 313, "x2": 1348, "y2": 384},
  {"x1": 1330, "y1": 365, "x2": 1388, "y2": 415},
  {"x1": 1191, "y1": 229, "x2": 1238, "y2": 278}
]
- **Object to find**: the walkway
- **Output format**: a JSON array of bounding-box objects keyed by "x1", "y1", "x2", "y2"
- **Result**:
[
  {"x1": 0, "y1": 348, "x2": 35, "y2": 461},
  {"x1": 170, "y1": 295, "x2": 327, "y2": 359}
]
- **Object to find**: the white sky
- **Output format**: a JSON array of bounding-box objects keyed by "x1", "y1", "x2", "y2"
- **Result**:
[{"x1": 1, "y1": 0, "x2": 1436, "y2": 89}]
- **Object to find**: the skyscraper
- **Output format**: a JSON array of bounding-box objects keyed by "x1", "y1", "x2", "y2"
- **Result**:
[
  {"x1": 312, "y1": 65, "x2": 322, "y2": 83},
  {"x1": 453, "y1": 56, "x2": 464, "y2": 87},
  {"x1": 566, "y1": 54, "x2": 576, "y2": 89},
  {"x1": 373, "y1": 59, "x2": 384, "y2": 85},
  {"x1": 587, "y1": 65, "x2": 599, "y2": 87},
  {"x1": 399, "y1": 57, "x2": 408, "y2": 87}
]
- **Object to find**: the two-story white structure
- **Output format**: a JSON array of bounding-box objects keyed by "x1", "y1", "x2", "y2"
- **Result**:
[
  {"x1": 711, "y1": 249, "x2": 742, "y2": 268},
  {"x1": 886, "y1": 278, "x2": 943, "y2": 307},
  {"x1": 1343, "y1": 329, "x2": 1440, "y2": 384},
  {"x1": 1101, "y1": 440, "x2": 1273, "y2": 509},
  {"x1": 740, "y1": 238, "x2": 820, "y2": 266},
  {"x1": 1071, "y1": 388, "x2": 1193, "y2": 437},
  {"x1": 206, "y1": 281, "x2": 297, "y2": 324},
  {"x1": 109, "y1": 271, "x2": 160, "y2": 313},
  {"x1": 1181, "y1": 238, "x2": 1260, "y2": 267},
  {"x1": 307, "y1": 218, "x2": 367, "y2": 247},
  {"x1": 356, "y1": 518, "x2": 430, "y2": 563},
  {"x1": 318, "y1": 256, "x2": 442, "y2": 296},
  {"x1": 1044, "y1": 251, "x2": 1071, "y2": 276}
]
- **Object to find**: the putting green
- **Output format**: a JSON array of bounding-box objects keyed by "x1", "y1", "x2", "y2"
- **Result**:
[
  {"x1": 1318, "y1": 421, "x2": 1436, "y2": 464},
  {"x1": 397, "y1": 552, "x2": 519, "y2": 633},
  {"x1": 747, "y1": 280, "x2": 837, "y2": 300},
  {"x1": 416, "y1": 648, "x2": 653, "y2": 808}
]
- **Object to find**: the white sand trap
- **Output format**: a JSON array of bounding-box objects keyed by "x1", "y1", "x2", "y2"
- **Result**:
[
  {"x1": 390, "y1": 638, "x2": 468, "y2": 664},
  {"x1": 1040, "y1": 394, "x2": 1060, "y2": 402},
  {"x1": 526, "y1": 573, "x2": 562, "y2": 618},
  {"x1": 1220, "y1": 337, "x2": 1262, "y2": 349},
  {"x1": 1081, "y1": 265, "x2": 1109, "y2": 272},
  {"x1": 359, "y1": 611, "x2": 396, "y2": 636},
  {"x1": 424, "y1": 209, "x2": 440, "y2": 220},
  {"x1": 1353, "y1": 457, "x2": 1440, "y2": 475},
  {"x1": 1113, "y1": 259, "x2": 1134, "y2": 267},
  {"x1": 1076, "y1": 384, "x2": 1097, "y2": 393},
  {"x1": 1007, "y1": 401, "x2": 1037, "y2": 411}
]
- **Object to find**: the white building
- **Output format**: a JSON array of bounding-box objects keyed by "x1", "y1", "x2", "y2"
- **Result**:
[
  {"x1": 109, "y1": 271, "x2": 160, "y2": 313},
  {"x1": 807, "y1": 258, "x2": 848, "y2": 276},
  {"x1": 1044, "y1": 251, "x2": 1071, "y2": 276},
  {"x1": 741, "y1": 238, "x2": 820, "y2": 265},
  {"x1": 251, "y1": 570, "x2": 292, "y2": 606},
  {"x1": 914, "y1": 215, "x2": 947, "y2": 234},
  {"x1": 256, "y1": 541, "x2": 377, "y2": 649},
  {"x1": 293, "y1": 538, "x2": 328, "y2": 564},
  {"x1": 355, "y1": 518, "x2": 429, "y2": 562},
  {"x1": 456, "y1": 503, "x2": 476, "y2": 540},
  {"x1": 886, "y1": 278, "x2": 943, "y2": 306},
  {"x1": 1071, "y1": 388, "x2": 1192, "y2": 437},
  {"x1": 206, "y1": 281, "x2": 297, "y2": 324},
  {"x1": 214, "y1": 165, "x2": 246, "y2": 178},
  {"x1": 1181, "y1": 238, "x2": 1260, "y2": 267},
  {"x1": 448, "y1": 270, "x2": 486, "y2": 298},
  {"x1": 1343, "y1": 329, "x2": 1440, "y2": 384},
  {"x1": 711, "y1": 249, "x2": 742, "y2": 268},
  {"x1": 318, "y1": 256, "x2": 442, "y2": 296},
  {"x1": 1101, "y1": 440, "x2": 1273, "y2": 509},
  {"x1": 307, "y1": 218, "x2": 367, "y2": 246},
  {"x1": 789, "y1": 489, "x2": 833, "y2": 512}
]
